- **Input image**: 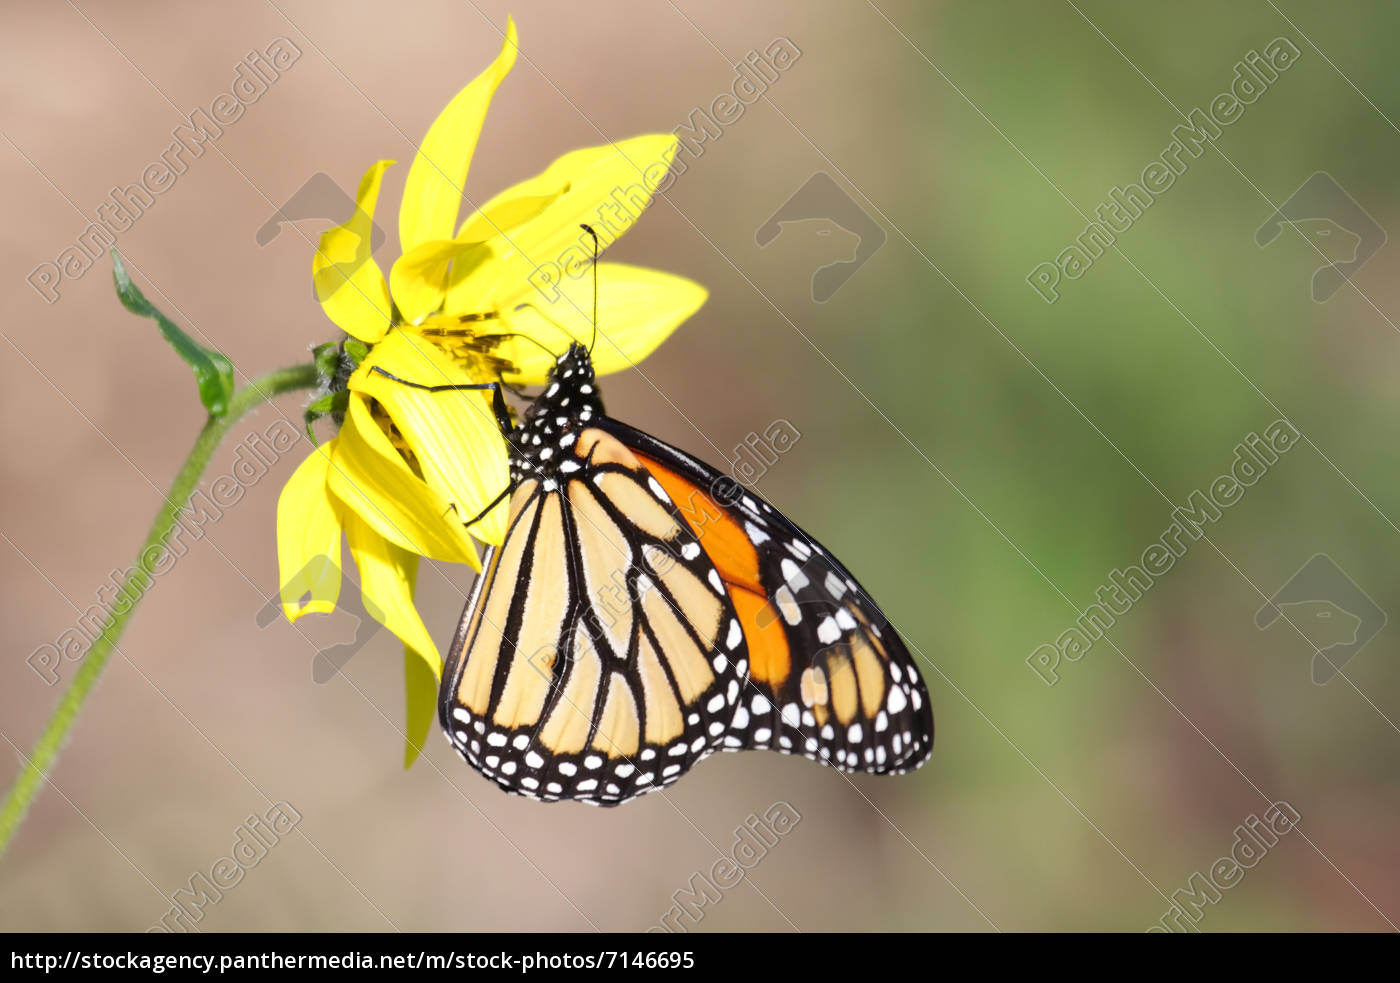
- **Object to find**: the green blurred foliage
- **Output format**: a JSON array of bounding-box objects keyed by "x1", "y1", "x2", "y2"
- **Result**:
[{"x1": 760, "y1": 0, "x2": 1400, "y2": 930}]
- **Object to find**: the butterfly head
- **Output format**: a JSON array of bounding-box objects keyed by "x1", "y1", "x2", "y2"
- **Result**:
[{"x1": 508, "y1": 342, "x2": 606, "y2": 482}]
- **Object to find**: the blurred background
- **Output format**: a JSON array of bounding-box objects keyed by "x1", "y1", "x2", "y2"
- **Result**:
[{"x1": 2, "y1": 0, "x2": 1398, "y2": 932}]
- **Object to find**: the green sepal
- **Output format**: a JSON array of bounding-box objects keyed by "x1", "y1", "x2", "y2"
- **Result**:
[
  {"x1": 303, "y1": 389, "x2": 350, "y2": 444},
  {"x1": 343, "y1": 338, "x2": 370, "y2": 367},
  {"x1": 311, "y1": 341, "x2": 342, "y2": 382}
]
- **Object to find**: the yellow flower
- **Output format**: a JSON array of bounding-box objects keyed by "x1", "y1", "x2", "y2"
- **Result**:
[{"x1": 275, "y1": 17, "x2": 706, "y2": 765}]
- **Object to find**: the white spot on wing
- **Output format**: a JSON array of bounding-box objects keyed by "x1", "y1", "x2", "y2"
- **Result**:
[
  {"x1": 887, "y1": 686, "x2": 908, "y2": 714},
  {"x1": 780, "y1": 558, "x2": 810, "y2": 590},
  {"x1": 774, "y1": 585, "x2": 801, "y2": 625}
]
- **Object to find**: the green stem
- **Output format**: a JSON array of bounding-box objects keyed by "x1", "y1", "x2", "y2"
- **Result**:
[{"x1": 0, "y1": 363, "x2": 320, "y2": 858}]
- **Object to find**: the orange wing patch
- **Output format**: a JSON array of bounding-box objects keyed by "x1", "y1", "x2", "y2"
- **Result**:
[
  {"x1": 635, "y1": 455, "x2": 791, "y2": 687},
  {"x1": 728, "y1": 585, "x2": 791, "y2": 688},
  {"x1": 636, "y1": 456, "x2": 762, "y2": 593}
]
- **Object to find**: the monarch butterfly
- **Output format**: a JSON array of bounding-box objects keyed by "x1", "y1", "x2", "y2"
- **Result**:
[{"x1": 378, "y1": 267, "x2": 933, "y2": 807}]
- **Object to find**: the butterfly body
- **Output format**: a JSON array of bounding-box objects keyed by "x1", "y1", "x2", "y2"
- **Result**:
[{"x1": 440, "y1": 343, "x2": 933, "y2": 805}]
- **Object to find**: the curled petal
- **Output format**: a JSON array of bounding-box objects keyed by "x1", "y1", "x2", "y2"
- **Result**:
[
  {"x1": 352, "y1": 330, "x2": 510, "y2": 546},
  {"x1": 314, "y1": 160, "x2": 395, "y2": 343},
  {"x1": 328, "y1": 390, "x2": 483, "y2": 568},
  {"x1": 494, "y1": 263, "x2": 707, "y2": 384},
  {"x1": 276, "y1": 443, "x2": 343, "y2": 622},
  {"x1": 399, "y1": 17, "x2": 519, "y2": 254},
  {"x1": 388, "y1": 238, "x2": 492, "y2": 327},
  {"x1": 342, "y1": 513, "x2": 441, "y2": 765}
]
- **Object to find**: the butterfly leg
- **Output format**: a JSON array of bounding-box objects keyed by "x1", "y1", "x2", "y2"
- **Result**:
[
  {"x1": 369, "y1": 365, "x2": 513, "y2": 435},
  {"x1": 450, "y1": 484, "x2": 512, "y2": 530}
]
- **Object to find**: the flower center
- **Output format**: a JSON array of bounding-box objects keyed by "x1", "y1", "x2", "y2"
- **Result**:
[{"x1": 415, "y1": 312, "x2": 521, "y2": 378}]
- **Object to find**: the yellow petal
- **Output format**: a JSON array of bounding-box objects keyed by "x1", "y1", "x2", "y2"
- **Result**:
[
  {"x1": 444, "y1": 134, "x2": 679, "y2": 313},
  {"x1": 456, "y1": 187, "x2": 563, "y2": 243},
  {"x1": 342, "y1": 514, "x2": 442, "y2": 765},
  {"x1": 351, "y1": 330, "x2": 511, "y2": 545},
  {"x1": 388, "y1": 238, "x2": 493, "y2": 326},
  {"x1": 314, "y1": 160, "x2": 395, "y2": 343},
  {"x1": 494, "y1": 263, "x2": 707, "y2": 384},
  {"x1": 390, "y1": 139, "x2": 568, "y2": 325},
  {"x1": 327, "y1": 390, "x2": 483, "y2": 567},
  {"x1": 399, "y1": 18, "x2": 519, "y2": 255},
  {"x1": 276, "y1": 443, "x2": 343, "y2": 622},
  {"x1": 403, "y1": 646, "x2": 438, "y2": 768}
]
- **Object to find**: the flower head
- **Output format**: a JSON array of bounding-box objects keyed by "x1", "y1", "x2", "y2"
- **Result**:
[{"x1": 276, "y1": 18, "x2": 705, "y2": 763}]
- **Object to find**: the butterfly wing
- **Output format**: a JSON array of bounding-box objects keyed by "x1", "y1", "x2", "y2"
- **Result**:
[
  {"x1": 602, "y1": 418, "x2": 934, "y2": 776},
  {"x1": 439, "y1": 428, "x2": 750, "y2": 806}
]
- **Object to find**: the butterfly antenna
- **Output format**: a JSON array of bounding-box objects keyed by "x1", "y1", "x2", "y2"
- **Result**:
[
  {"x1": 485, "y1": 330, "x2": 558, "y2": 361},
  {"x1": 579, "y1": 223, "x2": 599, "y2": 355}
]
